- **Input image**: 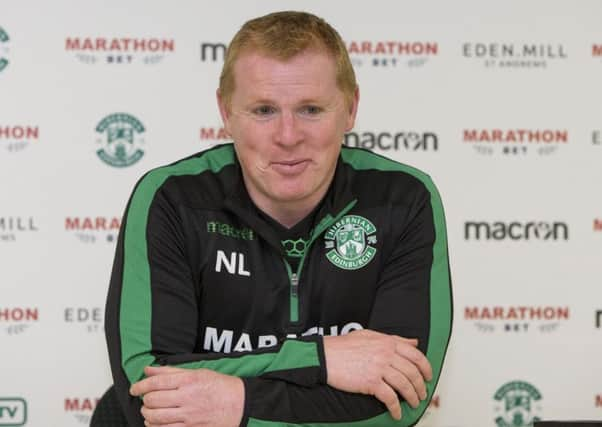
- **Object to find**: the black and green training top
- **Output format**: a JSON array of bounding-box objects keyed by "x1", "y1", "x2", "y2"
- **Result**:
[{"x1": 105, "y1": 143, "x2": 453, "y2": 427}]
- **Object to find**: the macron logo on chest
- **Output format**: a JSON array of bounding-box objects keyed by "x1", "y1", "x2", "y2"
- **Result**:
[{"x1": 215, "y1": 250, "x2": 251, "y2": 277}]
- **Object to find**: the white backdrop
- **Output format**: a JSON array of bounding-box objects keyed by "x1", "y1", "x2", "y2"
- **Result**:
[{"x1": 1, "y1": 1, "x2": 601, "y2": 426}]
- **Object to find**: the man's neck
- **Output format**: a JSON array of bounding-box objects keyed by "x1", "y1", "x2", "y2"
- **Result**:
[
  {"x1": 267, "y1": 204, "x2": 315, "y2": 229},
  {"x1": 250, "y1": 194, "x2": 322, "y2": 229},
  {"x1": 244, "y1": 179, "x2": 332, "y2": 229}
]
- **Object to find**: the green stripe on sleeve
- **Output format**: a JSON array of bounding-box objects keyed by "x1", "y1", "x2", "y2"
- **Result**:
[
  {"x1": 175, "y1": 340, "x2": 320, "y2": 375},
  {"x1": 120, "y1": 145, "x2": 235, "y2": 384}
]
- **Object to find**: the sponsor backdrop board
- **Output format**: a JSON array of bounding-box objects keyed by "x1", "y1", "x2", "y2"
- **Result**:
[{"x1": 1, "y1": 0, "x2": 601, "y2": 426}]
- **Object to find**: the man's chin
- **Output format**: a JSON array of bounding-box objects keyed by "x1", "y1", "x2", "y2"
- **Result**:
[
  {"x1": 270, "y1": 191, "x2": 309, "y2": 204},
  {"x1": 267, "y1": 185, "x2": 314, "y2": 204}
]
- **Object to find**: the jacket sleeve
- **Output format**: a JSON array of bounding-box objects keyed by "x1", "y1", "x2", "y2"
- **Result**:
[
  {"x1": 239, "y1": 177, "x2": 453, "y2": 427},
  {"x1": 105, "y1": 173, "x2": 327, "y2": 427}
]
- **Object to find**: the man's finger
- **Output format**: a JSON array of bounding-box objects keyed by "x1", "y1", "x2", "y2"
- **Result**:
[
  {"x1": 144, "y1": 365, "x2": 186, "y2": 376},
  {"x1": 141, "y1": 405, "x2": 184, "y2": 424},
  {"x1": 398, "y1": 337, "x2": 418, "y2": 346},
  {"x1": 373, "y1": 383, "x2": 401, "y2": 420},
  {"x1": 142, "y1": 389, "x2": 182, "y2": 409},
  {"x1": 394, "y1": 343, "x2": 433, "y2": 381},
  {"x1": 131, "y1": 374, "x2": 180, "y2": 396},
  {"x1": 383, "y1": 366, "x2": 420, "y2": 408},
  {"x1": 390, "y1": 358, "x2": 427, "y2": 401}
]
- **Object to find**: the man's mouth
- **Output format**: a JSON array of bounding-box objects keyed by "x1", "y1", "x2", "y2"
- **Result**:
[{"x1": 270, "y1": 159, "x2": 310, "y2": 175}]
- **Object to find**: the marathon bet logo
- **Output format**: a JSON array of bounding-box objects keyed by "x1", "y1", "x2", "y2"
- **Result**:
[
  {"x1": 64, "y1": 307, "x2": 103, "y2": 333},
  {"x1": 465, "y1": 306, "x2": 569, "y2": 333},
  {"x1": 203, "y1": 322, "x2": 363, "y2": 353},
  {"x1": 0, "y1": 398, "x2": 27, "y2": 426},
  {"x1": 66, "y1": 37, "x2": 174, "y2": 65},
  {"x1": 464, "y1": 221, "x2": 569, "y2": 241},
  {"x1": 0, "y1": 307, "x2": 38, "y2": 335},
  {"x1": 0, "y1": 125, "x2": 39, "y2": 153},
  {"x1": 0, "y1": 216, "x2": 38, "y2": 242},
  {"x1": 344, "y1": 131, "x2": 438, "y2": 152},
  {"x1": 324, "y1": 215, "x2": 377, "y2": 270},
  {"x1": 200, "y1": 42, "x2": 227, "y2": 62},
  {"x1": 463, "y1": 129, "x2": 568, "y2": 156},
  {"x1": 493, "y1": 381, "x2": 542, "y2": 427},
  {"x1": 0, "y1": 27, "x2": 10, "y2": 73},
  {"x1": 65, "y1": 216, "x2": 120, "y2": 243},
  {"x1": 463, "y1": 42, "x2": 567, "y2": 68},
  {"x1": 347, "y1": 41, "x2": 438, "y2": 68},
  {"x1": 64, "y1": 397, "x2": 99, "y2": 425},
  {"x1": 95, "y1": 113, "x2": 145, "y2": 167},
  {"x1": 200, "y1": 126, "x2": 229, "y2": 145}
]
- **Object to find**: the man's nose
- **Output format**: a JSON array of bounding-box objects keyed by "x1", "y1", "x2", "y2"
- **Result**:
[{"x1": 275, "y1": 111, "x2": 302, "y2": 146}]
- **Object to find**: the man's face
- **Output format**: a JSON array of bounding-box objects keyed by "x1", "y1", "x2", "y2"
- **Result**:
[{"x1": 218, "y1": 49, "x2": 358, "y2": 210}]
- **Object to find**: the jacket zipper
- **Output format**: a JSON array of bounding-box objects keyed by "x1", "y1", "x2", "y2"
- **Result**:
[{"x1": 284, "y1": 200, "x2": 357, "y2": 323}]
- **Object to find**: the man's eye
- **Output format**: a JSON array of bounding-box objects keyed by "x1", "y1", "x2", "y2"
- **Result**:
[
  {"x1": 301, "y1": 105, "x2": 322, "y2": 115},
  {"x1": 253, "y1": 106, "x2": 276, "y2": 116}
]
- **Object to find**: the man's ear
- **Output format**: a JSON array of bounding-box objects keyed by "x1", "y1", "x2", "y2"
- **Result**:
[
  {"x1": 216, "y1": 89, "x2": 232, "y2": 136},
  {"x1": 345, "y1": 86, "x2": 360, "y2": 132}
]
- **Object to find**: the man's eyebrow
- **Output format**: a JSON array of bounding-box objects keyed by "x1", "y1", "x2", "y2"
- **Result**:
[
  {"x1": 297, "y1": 98, "x2": 322, "y2": 104},
  {"x1": 297, "y1": 94, "x2": 339, "y2": 105},
  {"x1": 240, "y1": 94, "x2": 336, "y2": 108},
  {"x1": 247, "y1": 98, "x2": 274, "y2": 105}
]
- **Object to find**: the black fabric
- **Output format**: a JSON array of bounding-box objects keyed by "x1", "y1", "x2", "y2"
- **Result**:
[
  {"x1": 105, "y1": 144, "x2": 453, "y2": 427},
  {"x1": 104, "y1": 179, "x2": 144, "y2": 427},
  {"x1": 90, "y1": 386, "x2": 129, "y2": 427},
  {"x1": 256, "y1": 197, "x2": 322, "y2": 272}
]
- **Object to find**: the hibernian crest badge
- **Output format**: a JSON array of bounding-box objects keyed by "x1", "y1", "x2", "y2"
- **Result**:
[
  {"x1": 95, "y1": 113, "x2": 145, "y2": 167},
  {"x1": 324, "y1": 215, "x2": 377, "y2": 270},
  {"x1": 493, "y1": 381, "x2": 542, "y2": 427}
]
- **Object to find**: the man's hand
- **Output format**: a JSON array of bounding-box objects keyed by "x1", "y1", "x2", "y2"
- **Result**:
[
  {"x1": 323, "y1": 329, "x2": 432, "y2": 420},
  {"x1": 130, "y1": 366, "x2": 244, "y2": 427}
]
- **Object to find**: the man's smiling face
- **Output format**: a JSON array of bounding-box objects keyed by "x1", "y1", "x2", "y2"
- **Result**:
[{"x1": 218, "y1": 49, "x2": 358, "y2": 216}]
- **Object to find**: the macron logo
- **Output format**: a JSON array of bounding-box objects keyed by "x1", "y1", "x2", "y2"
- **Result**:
[{"x1": 215, "y1": 250, "x2": 250, "y2": 277}]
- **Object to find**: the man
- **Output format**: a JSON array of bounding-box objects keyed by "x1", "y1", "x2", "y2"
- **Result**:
[{"x1": 105, "y1": 11, "x2": 452, "y2": 427}]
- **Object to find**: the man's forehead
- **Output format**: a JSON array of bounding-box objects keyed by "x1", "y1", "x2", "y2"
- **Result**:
[
  {"x1": 235, "y1": 47, "x2": 334, "y2": 70},
  {"x1": 236, "y1": 41, "x2": 331, "y2": 63},
  {"x1": 232, "y1": 49, "x2": 338, "y2": 94}
]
